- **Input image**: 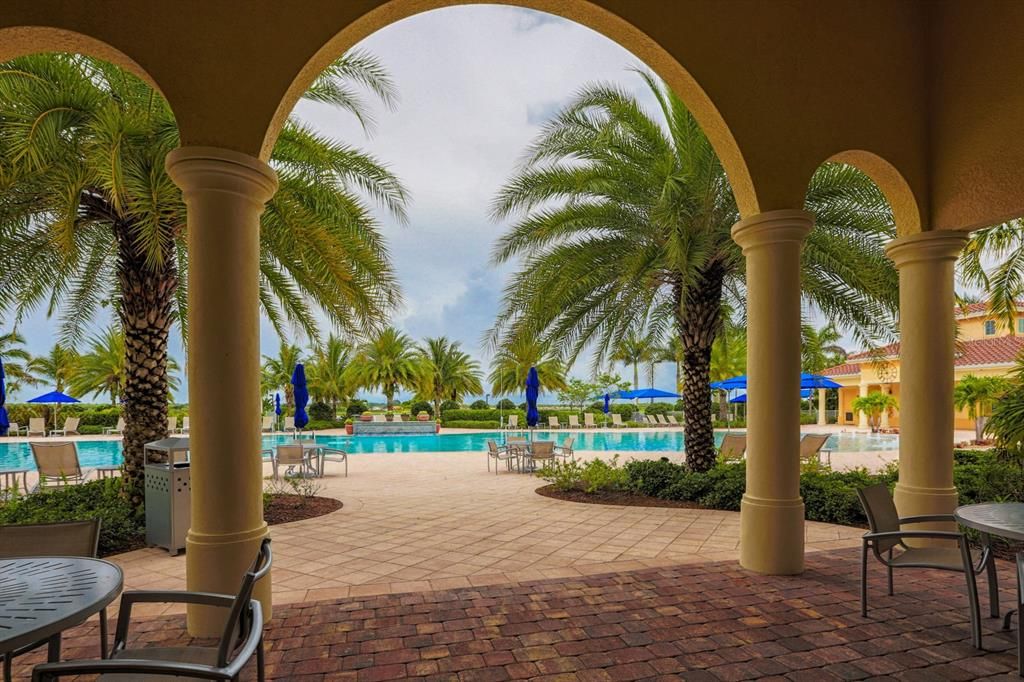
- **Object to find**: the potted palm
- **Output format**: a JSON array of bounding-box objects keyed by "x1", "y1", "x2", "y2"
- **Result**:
[
  {"x1": 852, "y1": 392, "x2": 899, "y2": 433},
  {"x1": 344, "y1": 418, "x2": 354, "y2": 435}
]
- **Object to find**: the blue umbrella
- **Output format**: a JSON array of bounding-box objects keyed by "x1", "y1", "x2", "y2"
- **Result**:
[
  {"x1": 730, "y1": 389, "x2": 813, "y2": 403},
  {"x1": 603, "y1": 393, "x2": 610, "y2": 414},
  {"x1": 618, "y1": 387, "x2": 681, "y2": 400},
  {"x1": 0, "y1": 358, "x2": 8, "y2": 437},
  {"x1": 525, "y1": 367, "x2": 540, "y2": 428},
  {"x1": 28, "y1": 389, "x2": 80, "y2": 429},
  {"x1": 291, "y1": 365, "x2": 309, "y2": 430},
  {"x1": 710, "y1": 375, "x2": 748, "y2": 390},
  {"x1": 275, "y1": 392, "x2": 282, "y2": 416},
  {"x1": 799, "y1": 372, "x2": 842, "y2": 389}
]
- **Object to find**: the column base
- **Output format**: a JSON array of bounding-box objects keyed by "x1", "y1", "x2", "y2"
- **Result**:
[
  {"x1": 893, "y1": 482, "x2": 957, "y2": 531},
  {"x1": 185, "y1": 523, "x2": 271, "y2": 636},
  {"x1": 739, "y1": 494, "x2": 805, "y2": 575}
]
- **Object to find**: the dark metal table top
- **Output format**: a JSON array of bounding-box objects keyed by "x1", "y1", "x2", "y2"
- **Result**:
[
  {"x1": 955, "y1": 502, "x2": 1024, "y2": 542},
  {"x1": 0, "y1": 557, "x2": 123, "y2": 654}
]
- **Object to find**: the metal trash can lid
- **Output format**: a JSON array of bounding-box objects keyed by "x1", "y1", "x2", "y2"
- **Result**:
[{"x1": 144, "y1": 437, "x2": 190, "y2": 452}]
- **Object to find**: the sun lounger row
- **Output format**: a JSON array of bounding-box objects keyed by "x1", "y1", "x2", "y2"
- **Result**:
[
  {"x1": 502, "y1": 413, "x2": 684, "y2": 429},
  {"x1": 6, "y1": 417, "x2": 80, "y2": 438}
]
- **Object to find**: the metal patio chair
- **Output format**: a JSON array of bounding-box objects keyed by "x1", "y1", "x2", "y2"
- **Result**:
[
  {"x1": 799, "y1": 433, "x2": 832, "y2": 467},
  {"x1": 271, "y1": 443, "x2": 315, "y2": 479},
  {"x1": 32, "y1": 539, "x2": 272, "y2": 682},
  {"x1": 486, "y1": 439, "x2": 517, "y2": 474},
  {"x1": 50, "y1": 417, "x2": 79, "y2": 437},
  {"x1": 29, "y1": 442, "x2": 94, "y2": 491},
  {"x1": 553, "y1": 436, "x2": 575, "y2": 462},
  {"x1": 0, "y1": 519, "x2": 107, "y2": 682},
  {"x1": 717, "y1": 434, "x2": 747, "y2": 463},
  {"x1": 857, "y1": 483, "x2": 987, "y2": 649},
  {"x1": 319, "y1": 448, "x2": 348, "y2": 477}
]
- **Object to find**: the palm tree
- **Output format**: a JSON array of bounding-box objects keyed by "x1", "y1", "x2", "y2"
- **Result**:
[
  {"x1": 261, "y1": 343, "x2": 305, "y2": 408},
  {"x1": 487, "y1": 337, "x2": 568, "y2": 396},
  {"x1": 709, "y1": 323, "x2": 747, "y2": 421},
  {"x1": 959, "y1": 221, "x2": 1024, "y2": 333},
  {"x1": 0, "y1": 52, "x2": 407, "y2": 505},
  {"x1": 0, "y1": 331, "x2": 36, "y2": 394},
  {"x1": 345, "y1": 327, "x2": 421, "y2": 412},
  {"x1": 852, "y1": 391, "x2": 899, "y2": 433},
  {"x1": 610, "y1": 330, "x2": 659, "y2": 392},
  {"x1": 801, "y1": 322, "x2": 847, "y2": 374},
  {"x1": 490, "y1": 71, "x2": 897, "y2": 470},
  {"x1": 28, "y1": 344, "x2": 80, "y2": 394},
  {"x1": 417, "y1": 337, "x2": 484, "y2": 418},
  {"x1": 954, "y1": 374, "x2": 1011, "y2": 442},
  {"x1": 306, "y1": 334, "x2": 353, "y2": 413},
  {"x1": 70, "y1": 326, "x2": 180, "y2": 404}
]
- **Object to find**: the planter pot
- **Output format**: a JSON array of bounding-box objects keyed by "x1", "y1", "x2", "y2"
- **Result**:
[
  {"x1": 345, "y1": 424, "x2": 353, "y2": 435},
  {"x1": 359, "y1": 414, "x2": 372, "y2": 422},
  {"x1": 417, "y1": 414, "x2": 429, "y2": 422}
]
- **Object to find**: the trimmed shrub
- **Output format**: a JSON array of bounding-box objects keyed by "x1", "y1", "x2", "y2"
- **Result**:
[
  {"x1": 306, "y1": 419, "x2": 344, "y2": 431},
  {"x1": 309, "y1": 401, "x2": 334, "y2": 422},
  {"x1": 408, "y1": 400, "x2": 433, "y2": 417},
  {"x1": 470, "y1": 399, "x2": 489, "y2": 409},
  {"x1": 345, "y1": 399, "x2": 369, "y2": 418},
  {"x1": 624, "y1": 458, "x2": 683, "y2": 497},
  {"x1": 446, "y1": 420, "x2": 500, "y2": 429},
  {"x1": 496, "y1": 398, "x2": 516, "y2": 410},
  {"x1": 440, "y1": 400, "x2": 460, "y2": 414}
]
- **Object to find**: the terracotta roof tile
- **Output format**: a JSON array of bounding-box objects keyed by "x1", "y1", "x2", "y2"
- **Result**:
[
  {"x1": 821, "y1": 363, "x2": 859, "y2": 376},
  {"x1": 821, "y1": 336, "x2": 1024, "y2": 376}
]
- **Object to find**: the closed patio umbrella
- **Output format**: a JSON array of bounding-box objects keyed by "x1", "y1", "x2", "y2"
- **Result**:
[
  {"x1": 275, "y1": 392, "x2": 282, "y2": 430},
  {"x1": 525, "y1": 367, "x2": 540, "y2": 436},
  {"x1": 0, "y1": 358, "x2": 8, "y2": 437},
  {"x1": 603, "y1": 392, "x2": 610, "y2": 428},
  {"x1": 291, "y1": 365, "x2": 309, "y2": 431}
]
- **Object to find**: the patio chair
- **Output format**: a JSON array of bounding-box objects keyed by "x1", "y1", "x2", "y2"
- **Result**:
[
  {"x1": 799, "y1": 433, "x2": 832, "y2": 467},
  {"x1": 103, "y1": 417, "x2": 125, "y2": 436},
  {"x1": 27, "y1": 418, "x2": 47, "y2": 437},
  {"x1": 507, "y1": 436, "x2": 528, "y2": 462},
  {"x1": 527, "y1": 441, "x2": 556, "y2": 471},
  {"x1": 6, "y1": 422, "x2": 27, "y2": 437},
  {"x1": 178, "y1": 416, "x2": 190, "y2": 434},
  {"x1": 50, "y1": 417, "x2": 80, "y2": 437},
  {"x1": 318, "y1": 448, "x2": 348, "y2": 478},
  {"x1": 667, "y1": 415, "x2": 682, "y2": 427},
  {"x1": 548, "y1": 416, "x2": 560, "y2": 429},
  {"x1": 271, "y1": 443, "x2": 315, "y2": 479},
  {"x1": 29, "y1": 442, "x2": 93, "y2": 491},
  {"x1": 1016, "y1": 553, "x2": 1024, "y2": 675},
  {"x1": 554, "y1": 436, "x2": 575, "y2": 462},
  {"x1": 583, "y1": 413, "x2": 596, "y2": 428},
  {"x1": 0, "y1": 520, "x2": 107, "y2": 681},
  {"x1": 505, "y1": 414, "x2": 519, "y2": 430},
  {"x1": 611, "y1": 413, "x2": 624, "y2": 427},
  {"x1": 372, "y1": 414, "x2": 387, "y2": 423},
  {"x1": 856, "y1": 483, "x2": 986, "y2": 649},
  {"x1": 646, "y1": 414, "x2": 658, "y2": 425},
  {"x1": 32, "y1": 539, "x2": 272, "y2": 682},
  {"x1": 261, "y1": 415, "x2": 274, "y2": 432},
  {"x1": 393, "y1": 413, "x2": 404, "y2": 422},
  {"x1": 655, "y1": 414, "x2": 669, "y2": 426},
  {"x1": 567, "y1": 414, "x2": 581, "y2": 429},
  {"x1": 486, "y1": 439, "x2": 517, "y2": 474},
  {"x1": 167, "y1": 415, "x2": 178, "y2": 434},
  {"x1": 718, "y1": 434, "x2": 747, "y2": 463}
]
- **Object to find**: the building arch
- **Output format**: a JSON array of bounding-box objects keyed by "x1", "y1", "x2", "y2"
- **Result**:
[{"x1": 822, "y1": 149, "x2": 923, "y2": 236}]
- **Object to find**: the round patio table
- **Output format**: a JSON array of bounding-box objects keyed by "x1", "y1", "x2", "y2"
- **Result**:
[
  {"x1": 0, "y1": 557, "x2": 123, "y2": 665},
  {"x1": 954, "y1": 502, "x2": 1024, "y2": 625}
]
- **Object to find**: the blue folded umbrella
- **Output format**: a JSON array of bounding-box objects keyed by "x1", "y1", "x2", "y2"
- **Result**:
[
  {"x1": 291, "y1": 365, "x2": 309, "y2": 430},
  {"x1": 0, "y1": 358, "x2": 8, "y2": 436},
  {"x1": 525, "y1": 367, "x2": 540, "y2": 428}
]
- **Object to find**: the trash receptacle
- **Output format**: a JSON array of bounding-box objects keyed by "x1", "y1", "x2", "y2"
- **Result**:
[{"x1": 144, "y1": 437, "x2": 191, "y2": 556}]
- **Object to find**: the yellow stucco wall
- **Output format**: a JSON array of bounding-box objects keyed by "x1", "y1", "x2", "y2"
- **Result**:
[{"x1": 958, "y1": 312, "x2": 1024, "y2": 340}]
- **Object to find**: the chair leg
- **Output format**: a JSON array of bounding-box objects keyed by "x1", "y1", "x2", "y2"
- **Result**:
[
  {"x1": 3, "y1": 653, "x2": 11, "y2": 682},
  {"x1": 861, "y1": 539, "x2": 869, "y2": 618},
  {"x1": 257, "y1": 635, "x2": 266, "y2": 682},
  {"x1": 887, "y1": 549, "x2": 894, "y2": 596},
  {"x1": 961, "y1": 541, "x2": 983, "y2": 650},
  {"x1": 983, "y1": 533, "x2": 1000, "y2": 619},
  {"x1": 99, "y1": 607, "x2": 108, "y2": 659}
]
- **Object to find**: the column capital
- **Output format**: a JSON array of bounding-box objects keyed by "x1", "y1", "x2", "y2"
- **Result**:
[
  {"x1": 166, "y1": 146, "x2": 278, "y2": 204},
  {"x1": 885, "y1": 230, "x2": 968, "y2": 268},
  {"x1": 731, "y1": 209, "x2": 814, "y2": 253}
]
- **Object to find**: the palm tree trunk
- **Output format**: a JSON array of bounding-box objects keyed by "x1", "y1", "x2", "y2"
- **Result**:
[
  {"x1": 717, "y1": 392, "x2": 729, "y2": 421},
  {"x1": 115, "y1": 220, "x2": 176, "y2": 510},
  {"x1": 677, "y1": 265, "x2": 725, "y2": 472}
]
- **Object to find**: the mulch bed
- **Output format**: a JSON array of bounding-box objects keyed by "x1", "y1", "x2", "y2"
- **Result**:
[
  {"x1": 264, "y1": 494, "x2": 342, "y2": 525},
  {"x1": 536, "y1": 484, "x2": 702, "y2": 509}
]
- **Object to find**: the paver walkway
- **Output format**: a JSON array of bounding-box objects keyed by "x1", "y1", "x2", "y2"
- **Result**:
[
  {"x1": 111, "y1": 450, "x2": 861, "y2": 611},
  {"x1": 12, "y1": 547, "x2": 1021, "y2": 680}
]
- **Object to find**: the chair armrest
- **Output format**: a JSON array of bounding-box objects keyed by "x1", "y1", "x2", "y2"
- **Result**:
[
  {"x1": 899, "y1": 514, "x2": 956, "y2": 524},
  {"x1": 32, "y1": 658, "x2": 232, "y2": 681},
  {"x1": 114, "y1": 590, "x2": 237, "y2": 646},
  {"x1": 220, "y1": 600, "x2": 264, "y2": 677},
  {"x1": 865, "y1": 530, "x2": 965, "y2": 541}
]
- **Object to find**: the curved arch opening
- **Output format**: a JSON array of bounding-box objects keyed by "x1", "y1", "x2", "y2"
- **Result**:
[{"x1": 825, "y1": 149, "x2": 922, "y2": 236}]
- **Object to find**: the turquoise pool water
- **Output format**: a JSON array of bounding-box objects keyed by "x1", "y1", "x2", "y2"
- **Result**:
[{"x1": 0, "y1": 430, "x2": 899, "y2": 471}]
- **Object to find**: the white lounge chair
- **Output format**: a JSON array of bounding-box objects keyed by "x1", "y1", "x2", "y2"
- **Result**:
[
  {"x1": 26, "y1": 418, "x2": 46, "y2": 437},
  {"x1": 583, "y1": 413, "x2": 596, "y2": 428},
  {"x1": 548, "y1": 416, "x2": 560, "y2": 429},
  {"x1": 505, "y1": 414, "x2": 519, "y2": 430},
  {"x1": 372, "y1": 414, "x2": 387, "y2": 423},
  {"x1": 6, "y1": 422, "x2": 27, "y2": 436},
  {"x1": 104, "y1": 417, "x2": 126, "y2": 435},
  {"x1": 567, "y1": 414, "x2": 581, "y2": 429},
  {"x1": 167, "y1": 415, "x2": 178, "y2": 434},
  {"x1": 655, "y1": 414, "x2": 669, "y2": 426},
  {"x1": 283, "y1": 415, "x2": 296, "y2": 436},
  {"x1": 646, "y1": 414, "x2": 658, "y2": 425},
  {"x1": 611, "y1": 413, "x2": 624, "y2": 427},
  {"x1": 51, "y1": 417, "x2": 80, "y2": 437},
  {"x1": 393, "y1": 413, "x2": 404, "y2": 423},
  {"x1": 261, "y1": 415, "x2": 274, "y2": 432},
  {"x1": 178, "y1": 416, "x2": 190, "y2": 434},
  {"x1": 30, "y1": 441, "x2": 93, "y2": 490},
  {"x1": 667, "y1": 415, "x2": 682, "y2": 427}
]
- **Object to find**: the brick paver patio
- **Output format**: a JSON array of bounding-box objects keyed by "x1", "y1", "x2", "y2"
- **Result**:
[{"x1": 12, "y1": 547, "x2": 1023, "y2": 680}]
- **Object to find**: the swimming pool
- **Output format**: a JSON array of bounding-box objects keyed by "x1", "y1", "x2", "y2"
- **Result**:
[{"x1": 0, "y1": 430, "x2": 899, "y2": 471}]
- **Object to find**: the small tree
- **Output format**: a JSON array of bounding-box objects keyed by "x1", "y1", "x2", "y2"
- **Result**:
[
  {"x1": 558, "y1": 378, "x2": 600, "y2": 414},
  {"x1": 955, "y1": 374, "x2": 1011, "y2": 442},
  {"x1": 852, "y1": 392, "x2": 899, "y2": 433}
]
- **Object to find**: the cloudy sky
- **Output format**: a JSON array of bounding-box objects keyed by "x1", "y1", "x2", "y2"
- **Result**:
[{"x1": 13, "y1": 5, "x2": 684, "y2": 403}]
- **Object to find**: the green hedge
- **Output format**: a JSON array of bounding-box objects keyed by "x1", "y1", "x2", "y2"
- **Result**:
[
  {"x1": 446, "y1": 420, "x2": 500, "y2": 429},
  {"x1": 0, "y1": 479, "x2": 143, "y2": 556}
]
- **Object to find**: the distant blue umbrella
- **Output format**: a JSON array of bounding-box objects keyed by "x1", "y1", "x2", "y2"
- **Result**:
[
  {"x1": 291, "y1": 365, "x2": 309, "y2": 430},
  {"x1": 0, "y1": 358, "x2": 8, "y2": 437},
  {"x1": 28, "y1": 390, "x2": 80, "y2": 429},
  {"x1": 799, "y1": 373, "x2": 842, "y2": 389},
  {"x1": 275, "y1": 392, "x2": 282, "y2": 416},
  {"x1": 603, "y1": 393, "x2": 610, "y2": 414},
  {"x1": 525, "y1": 367, "x2": 540, "y2": 428},
  {"x1": 617, "y1": 388, "x2": 680, "y2": 399}
]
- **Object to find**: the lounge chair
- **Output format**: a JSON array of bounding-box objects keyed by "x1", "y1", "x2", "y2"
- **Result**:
[
  {"x1": 718, "y1": 434, "x2": 747, "y2": 463},
  {"x1": 318, "y1": 448, "x2": 348, "y2": 477},
  {"x1": 646, "y1": 414, "x2": 658, "y2": 425},
  {"x1": 26, "y1": 418, "x2": 46, "y2": 437},
  {"x1": 393, "y1": 413, "x2": 404, "y2": 422},
  {"x1": 505, "y1": 414, "x2": 519, "y2": 430},
  {"x1": 51, "y1": 417, "x2": 80, "y2": 437},
  {"x1": 272, "y1": 443, "x2": 315, "y2": 479},
  {"x1": 6, "y1": 422, "x2": 27, "y2": 437},
  {"x1": 283, "y1": 416, "x2": 296, "y2": 435},
  {"x1": 667, "y1": 415, "x2": 682, "y2": 427},
  {"x1": 179, "y1": 416, "x2": 190, "y2": 434},
  {"x1": 167, "y1": 415, "x2": 178, "y2": 434},
  {"x1": 554, "y1": 436, "x2": 575, "y2": 462},
  {"x1": 104, "y1": 417, "x2": 126, "y2": 435},
  {"x1": 655, "y1": 414, "x2": 669, "y2": 426},
  {"x1": 372, "y1": 414, "x2": 387, "y2": 423},
  {"x1": 0, "y1": 519, "x2": 108, "y2": 678},
  {"x1": 611, "y1": 413, "x2": 624, "y2": 427},
  {"x1": 567, "y1": 414, "x2": 581, "y2": 429},
  {"x1": 33, "y1": 539, "x2": 272, "y2": 682},
  {"x1": 526, "y1": 441, "x2": 556, "y2": 471},
  {"x1": 856, "y1": 483, "x2": 985, "y2": 649},
  {"x1": 486, "y1": 439, "x2": 517, "y2": 474},
  {"x1": 29, "y1": 441, "x2": 93, "y2": 490},
  {"x1": 261, "y1": 415, "x2": 274, "y2": 433},
  {"x1": 583, "y1": 413, "x2": 596, "y2": 428},
  {"x1": 799, "y1": 433, "x2": 832, "y2": 467},
  {"x1": 548, "y1": 416, "x2": 560, "y2": 429}
]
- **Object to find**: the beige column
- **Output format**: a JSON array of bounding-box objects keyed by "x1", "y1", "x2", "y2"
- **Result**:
[
  {"x1": 886, "y1": 231, "x2": 969, "y2": 523},
  {"x1": 857, "y1": 382, "x2": 870, "y2": 428},
  {"x1": 166, "y1": 147, "x2": 278, "y2": 636},
  {"x1": 817, "y1": 389, "x2": 827, "y2": 425},
  {"x1": 733, "y1": 209, "x2": 812, "y2": 575},
  {"x1": 880, "y1": 385, "x2": 891, "y2": 429}
]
